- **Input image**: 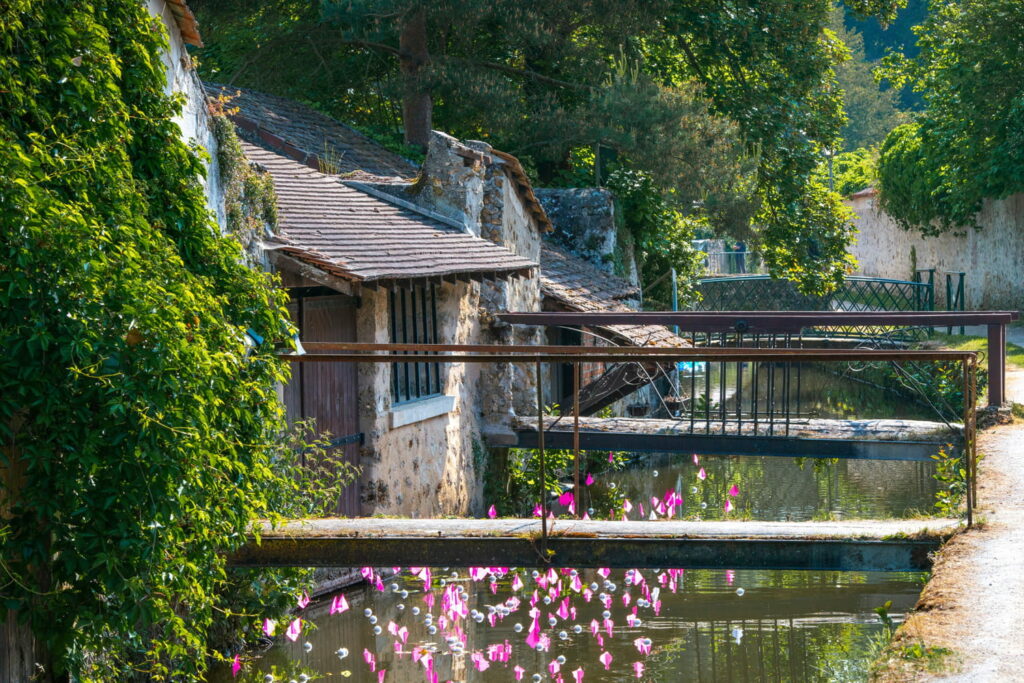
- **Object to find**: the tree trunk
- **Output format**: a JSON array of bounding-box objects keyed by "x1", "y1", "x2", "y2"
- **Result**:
[
  {"x1": 399, "y1": 5, "x2": 432, "y2": 150},
  {"x1": 1, "y1": 421, "x2": 50, "y2": 682}
]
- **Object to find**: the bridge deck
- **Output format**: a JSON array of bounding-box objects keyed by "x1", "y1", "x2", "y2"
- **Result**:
[
  {"x1": 513, "y1": 416, "x2": 962, "y2": 461},
  {"x1": 229, "y1": 517, "x2": 960, "y2": 572}
]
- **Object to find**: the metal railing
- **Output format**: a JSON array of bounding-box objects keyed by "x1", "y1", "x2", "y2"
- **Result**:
[
  {"x1": 286, "y1": 341, "x2": 981, "y2": 527},
  {"x1": 693, "y1": 275, "x2": 940, "y2": 341}
]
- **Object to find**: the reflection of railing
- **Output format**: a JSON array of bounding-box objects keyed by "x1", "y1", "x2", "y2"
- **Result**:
[
  {"x1": 287, "y1": 339, "x2": 982, "y2": 527},
  {"x1": 701, "y1": 250, "x2": 766, "y2": 275},
  {"x1": 945, "y1": 272, "x2": 966, "y2": 335}
]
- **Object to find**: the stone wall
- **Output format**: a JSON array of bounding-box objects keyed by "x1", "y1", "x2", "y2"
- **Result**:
[
  {"x1": 535, "y1": 188, "x2": 639, "y2": 288},
  {"x1": 356, "y1": 282, "x2": 486, "y2": 517},
  {"x1": 849, "y1": 191, "x2": 1024, "y2": 310}
]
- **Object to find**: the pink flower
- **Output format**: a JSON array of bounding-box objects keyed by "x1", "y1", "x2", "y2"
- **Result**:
[
  {"x1": 330, "y1": 594, "x2": 350, "y2": 615},
  {"x1": 549, "y1": 658, "x2": 561, "y2": 675},
  {"x1": 634, "y1": 636, "x2": 652, "y2": 656},
  {"x1": 693, "y1": 453, "x2": 699, "y2": 465},
  {"x1": 262, "y1": 618, "x2": 275, "y2": 636},
  {"x1": 633, "y1": 661, "x2": 645, "y2": 678},
  {"x1": 231, "y1": 654, "x2": 241, "y2": 677},
  {"x1": 585, "y1": 472, "x2": 595, "y2": 486},
  {"x1": 599, "y1": 651, "x2": 613, "y2": 670},
  {"x1": 623, "y1": 499, "x2": 633, "y2": 513},
  {"x1": 363, "y1": 648, "x2": 376, "y2": 672},
  {"x1": 488, "y1": 504, "x2": 498, "y2": 519},
  {"x1": 697, "y1": 467, "x2": 707, "y2": 481},
  {"x1": 728, "y1": 484, "x2": 740, "y2": 497},
  {"x1": 608, "y1": 451, "x2": 615, "y2": 463},
  {"x1": 296, "y1": 592, "x2": 310, "y2": 609},
  {"x1": 284, "y1": 618, "x2": 302, "y2": 642},
  {"x1": 724, "y1": 499, "x2": 734, "y2": 513},
  {"x1": 514, "y1": 665, "x2": 526, "y2": 681},
  {"x1": 512, "y1": 573, "x2": 524, "y2": 591},
  {"x1": 378, "y1": 670, "x2": 387, "y2": 683},
  {"x1": 558, "y1": 490, "x2": 574, "y2": 507},
  {"x1": 572, "y1": 668, "x2": 585, "y2": 683},
  {"x1": 533, "y1": 504, "x2": 543, "y2": 517},
  {"x1": 598, "y1": 567, "x2": 611, "y2": 578}
]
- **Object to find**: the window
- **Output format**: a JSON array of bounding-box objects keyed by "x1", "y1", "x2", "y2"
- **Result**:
[{"x1": 390, "y1": 283, "x2": 443, "y2": 404}]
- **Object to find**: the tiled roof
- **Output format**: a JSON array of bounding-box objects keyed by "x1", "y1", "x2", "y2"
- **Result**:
[
  {"x1": 167, "y1": 0, "x2": 202, "y2": 47},
  {"x1": 245, "y1": 141, "x2": 536, "y2": 285},
  {"x1": 206, "y1": 82, "x2": 418, "y2": 179},
  {"x1": 540, "y1": 243, "x2": 687, "y2": 348}
]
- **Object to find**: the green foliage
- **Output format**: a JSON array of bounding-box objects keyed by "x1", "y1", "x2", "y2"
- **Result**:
[
  {"x1": 0, "y1": 2, "x2": 347, "y2": 679},
  {"x1": 876, "y1": 0, "x2": 1024, "y2": 233},
  {"x1": 816, "y1": 146, "x2": 879, "y2": 196},
  {"x1": 931, "y1": 444, "x2": 967, "y2": 518},
  {"x1": 604, "y1": 168, "x2": 705, "y2": 309},
  {"x1": 830, "y1": 7, "x2": 909, "y2": 150}
]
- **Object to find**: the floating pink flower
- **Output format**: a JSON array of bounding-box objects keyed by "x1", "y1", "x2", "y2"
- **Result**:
[
  {"x1": 728, "y1": 484, "x2": 740, "y2": 497},
  {"x1": 262, "y1": 618, "x2": 275, "y2": 636},
  {"x1": 231, "y1": 655, "x2": 241, "y2": 677},
  {"x1": 697, "y1": 467, "x2": 707, "y2": 481},
  {"x1": 364, "y1": 648, "x2": 376, "y2": 672},
  {"x1": 488, "y1": 504, "x2": 497, "y2": 519},
  {"x1": 377, "y1": 669, "x2": 386, "y2": 683},
  {"x1": 693, "y1": 453, "x2": 700, "y2": 465},
  {"x1": 634, "y1": 636, "x2": 652, "y2": 655},
  {"x1": 549, "y1": 658, "x2": 561, "y2": 675},
  {"x1": 514, "y1": 665, "x2": 526, "y2": 681},
  {"x1": 572, "y1": 668, "x2": 585, "y2": 683},
  {"x1": 724, "y1": 499, "x2": 734, "y2": 513},
  {"x1": 633, "y1": 661, "x2": 645, "y2": 678},
  {"x1": 329, "y1": 593, "x2": 348, "y2": 614},
  {"x1": 284, "y1": 618, "x2": 302, "y2": 642},
  {"x1": 598, "y1": 567, "x2": 611, "y2": 578},
  {"x1": 533, "y1": 504, "x2": 543, "y2": 517},
  {"x1": 558, "y1": 490, "x2": 574, "y2": 507},
  {"x1": 623, "y1": 499, "x2": 633, "y2": 513},
  {"x1": 585, "y1": 472, "x2": 595, "y2": 486},
  {"x1": 296, "y1": 592, "x2": 310, "y2": 609},
  {"x1": 608, "y1": 451, "x2": 615, "y2": 463},
  {"x1": 599, "y1": 651, "x2": 613, "y2": 670},
  {"x1": 512, "y1": 573, "x2": 524, "y2": 591}
]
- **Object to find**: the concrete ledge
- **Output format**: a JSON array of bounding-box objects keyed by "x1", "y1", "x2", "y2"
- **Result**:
[{"x1": 388, "y1": 395, "x2": 455, "y2": 429}]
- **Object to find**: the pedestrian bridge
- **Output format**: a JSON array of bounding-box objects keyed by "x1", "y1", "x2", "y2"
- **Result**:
[{"x1": 229, "y1": 517, "x2": 960, "y2": 572}]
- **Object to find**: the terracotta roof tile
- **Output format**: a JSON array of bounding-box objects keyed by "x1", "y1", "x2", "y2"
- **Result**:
[
  {"x1": 540, "y1": 243, "x2": 687, "y2": 348},
  {"x1": 167, "y1": 0, "x2": 202, "y2": 47},
  {"x1": 245, "y1": 142, "x2": 536, "y2": 284},
  {"x1": 206, "y1": 83, "x2": 418, "y2": 178}
]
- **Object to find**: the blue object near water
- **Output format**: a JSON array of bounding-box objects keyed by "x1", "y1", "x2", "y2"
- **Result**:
[{"x1": 676, "y1": 361, "x2": 706, "y2": 372}]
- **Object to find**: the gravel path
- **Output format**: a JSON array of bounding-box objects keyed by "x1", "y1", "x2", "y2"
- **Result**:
[{"x1": 876, "y1": 353, "x2": 1024, "y2": 680}]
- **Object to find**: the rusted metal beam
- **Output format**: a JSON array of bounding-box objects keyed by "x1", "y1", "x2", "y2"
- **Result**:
[
  {"x1": 988, "y1": 323, "x2": 1006, "y2": 406},
  {"x1": 498, "y1": 310, "x2": 1019, "y2": 328}
]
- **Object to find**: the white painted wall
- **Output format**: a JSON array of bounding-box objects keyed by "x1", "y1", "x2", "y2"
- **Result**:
[
  {"x1": 848, "y1": 191, "x2": 1024, "y2": 310},
  {"x1": 147, "y1": 0, "x2": 223, "y2": 229}
]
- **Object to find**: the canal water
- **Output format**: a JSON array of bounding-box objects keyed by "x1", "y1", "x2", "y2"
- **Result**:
[
  {"x1": 209, "y1": 367, "x2": 942, "y2": 682},
  {"x1": 211, "y1": 567, "x2": 923, "y2": 682}
]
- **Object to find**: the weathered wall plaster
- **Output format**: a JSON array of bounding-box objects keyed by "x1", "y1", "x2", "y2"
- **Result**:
[{"x1": 849, "y1": 192, "x2": 1024, "y2": 310}]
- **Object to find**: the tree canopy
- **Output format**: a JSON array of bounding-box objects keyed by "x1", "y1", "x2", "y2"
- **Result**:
[
  {"x1": 876, "y1": 0, "x2": 1024, "y2": 233},
  {"x1": 194, "y1": 0, "x2": 908, "y2": 293}
]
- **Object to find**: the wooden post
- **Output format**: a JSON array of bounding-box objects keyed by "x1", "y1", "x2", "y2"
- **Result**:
[
  {"x1": 1, "y1": 423, "x2": 41, "y2": 681},
  {"x1": 987, "y1": 324, "x2": 1005, "y2": 406}
]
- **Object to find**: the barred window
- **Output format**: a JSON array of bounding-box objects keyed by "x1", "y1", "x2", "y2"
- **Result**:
[{"x1": 390, "y1": 283, "x2": 443, "y2": 404}]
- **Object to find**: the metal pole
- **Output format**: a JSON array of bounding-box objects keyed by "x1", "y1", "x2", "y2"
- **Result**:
[
  {"x1": 963, "y1": 357, "x2": 973, "y2": 527},
  {"x1": 536, "y1": 360, "x2": 548, "y2": 549},
  {"x1": 672, "y1": 267, "x2": 681, "y2": 397},
  {"x1": 573, "y1": 361, "x2": 581, "y2": 516},
  {"x1": 988, "y1": 324, "x2": 1005, "y2": 406},
  {"x1": 971, "y1": 355, "x2": 978, "y2": 507}
]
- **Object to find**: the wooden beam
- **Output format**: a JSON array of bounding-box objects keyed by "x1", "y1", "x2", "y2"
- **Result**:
[{"x1": 268, "y1": 251, "x2": 356, "y2": 296}]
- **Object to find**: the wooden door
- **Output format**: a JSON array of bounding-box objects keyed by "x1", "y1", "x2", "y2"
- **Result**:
[{"x1": 286, "y1": 294, "x2": 361, "y2": 516}]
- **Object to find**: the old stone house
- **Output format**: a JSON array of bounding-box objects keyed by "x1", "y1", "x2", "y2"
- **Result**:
[{"x1": 203, "y1": 83, "x2": 686, "y2": 519}]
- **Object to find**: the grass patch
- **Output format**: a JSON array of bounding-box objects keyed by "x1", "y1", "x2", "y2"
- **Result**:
[
  {"x1": 923, "y1": 333, "x2": 1024, "y2": 372},
  {"x1": 871, "y1": 642, "x2": 958, "y2": 679}
]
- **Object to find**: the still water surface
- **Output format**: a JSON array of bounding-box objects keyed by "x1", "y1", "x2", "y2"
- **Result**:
[{"x1": 211, "y1": 568, "x2": 922, "y2": 682}]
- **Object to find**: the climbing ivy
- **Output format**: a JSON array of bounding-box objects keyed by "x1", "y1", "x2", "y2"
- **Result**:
[{"x1": 0, "y1": 2, "x2": 332, "y2": 679}]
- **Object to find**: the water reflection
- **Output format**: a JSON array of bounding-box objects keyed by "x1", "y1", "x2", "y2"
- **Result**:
[
  {"x1": 210, "y1": 569, "x2": 922, "y2": 683},
  {"x1": 593, "y1": 453, "x2": 938, "y2": 521}
]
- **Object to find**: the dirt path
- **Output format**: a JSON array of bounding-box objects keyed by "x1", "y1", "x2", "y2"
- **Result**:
[{"x1": 874, "y1": 359, "x2": 1024, "y2": 680}]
